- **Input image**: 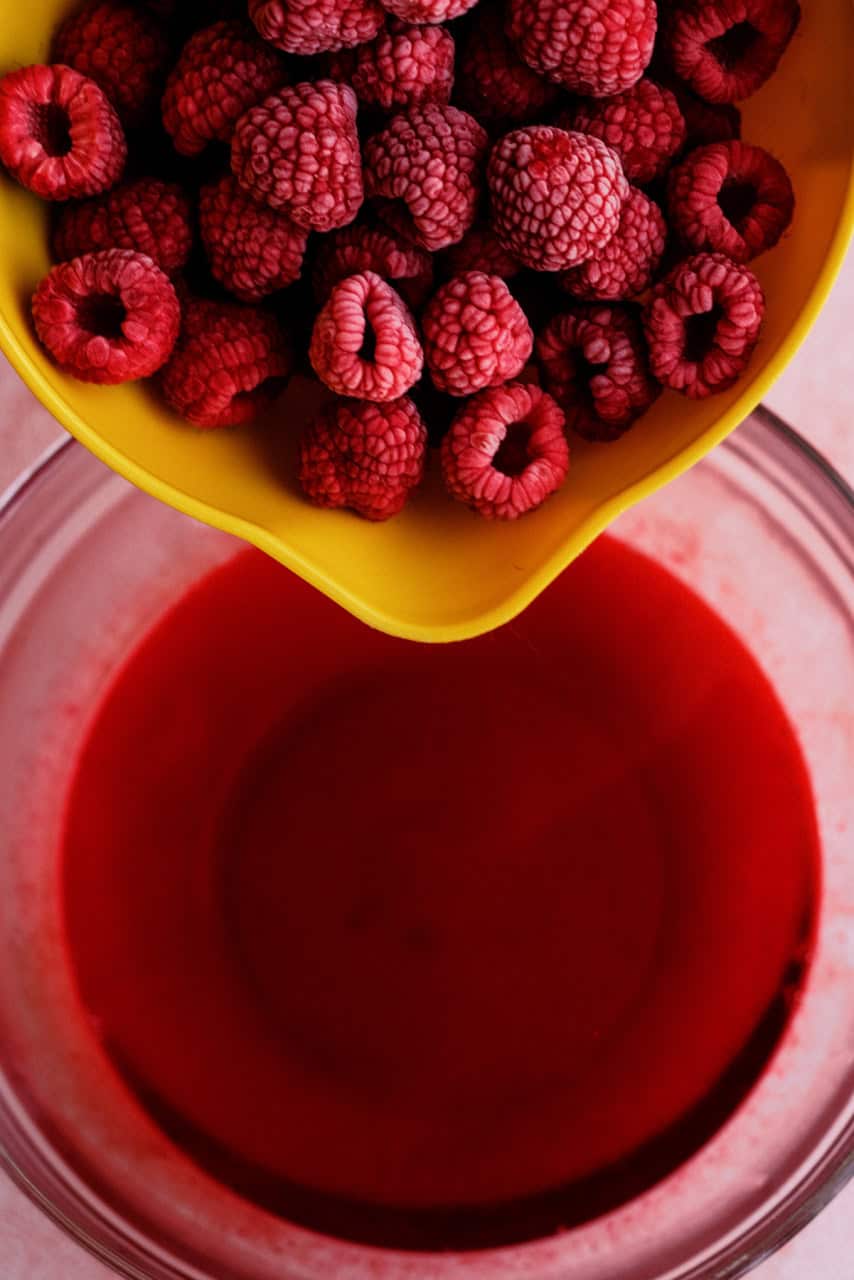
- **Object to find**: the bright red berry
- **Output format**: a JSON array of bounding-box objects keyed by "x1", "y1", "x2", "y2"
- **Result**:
[
  {"x1": 363, "y1": 104, "x2": 488, "y2": 252},
  {"x1": 52, "y1": 0, "x2": 168, "y2": 127},
  {"x1": 298, "y1": 395, "x2": 427, "y2": 520},
  {"x1": 53, "y1": 178, "x2": 192, "y2": 275},
  {"x1": 250, "y1": 0, "x2": 384, "y2": 55},
  {"x1": 560, "y1": 187, "x2": 667, "y2": 301},
  {"x1": 162, "y1": 21, "x2": 286, "y2": 157},
  {"x1": 329, "y1": 21, "x2": 454, "y2": 112},
  {"x1": 441, "y1": 381, "x2": 569, "y2": 520},
  {"x1": 507, "y1": 0, "x2": 657, "y2": 98},
  {"x1": 232, "y1": 80, "x2": 363, "y2": 232},
  {"x1": 199, "y1": 174, "x2": 308, "y2": 302},
  {"x1": 456, "y1": 6, "x2": 559, "y2": 127},
  {"x1": 309, "y1": 270, "x2": 423, "y2": 401},
  {"x1": 312, "y1": 223, "x2": 433, "y2": 308},
  {"x1": 663, "y1": 0, "x2": 800, "y2": 104},
  {"x1": 642, "y1": 251, "x2": 765, "y2": 398},
  {"x1": 32, "y1": 249, "x2": 179, "y2": 383},
  {"x1": 0, "y1": 64, "x2": 125, "y2": 200},
  {"x1": 536, "y1": 304, "x2": 660, "y2": 441},
  {"x1": 422, "y1": 272, "x2": 533, "y2": 396},
  {"x1": 161, "y1": 299, "x2": 292, "y2": 427},
  {"x1": 487, "y1": 126, "x2": 628, "y2": 273},
  {"x1": 572, "y1": 79, "x2": 686, "y2": 186}
]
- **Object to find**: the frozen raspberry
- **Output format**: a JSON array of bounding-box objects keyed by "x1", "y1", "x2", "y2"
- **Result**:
[
  {"x1": 162, "y1": 22, "x2": 286, "y2": 157},
  {"x1": 668, "y1": 140, "x2": 794, "y2": 263},
  {"x1": 299, "y1": 396, "x2": 427, "y2": 520},
  {"x1": 441, "y1": 223, "x2": 522, "y2": 280},
  {"x1": 53, "y1": 178, "x2": 192, "y2": 276},
  {"x1": 422, "y1": 272, "x2": 533, "y2": 396},
  {"x1": 441, "y1": 382, "x2": 569, "y2": 520},
  {"x1": 507, "y1": 0, "x2": 657, "y2": 98},
  {"x1": 363, "y1": 104, "x2": 488, "y2": 252},
  {"x1": 379, "y1": 0, "x2": 477, "y2": 22},
  {"x1": 199, "y1": 175, "x2": 308, "y2": 302},
  {"x1": 572, "y1": 79, "x2": 686, "y2": 185},
  {"x1": 536, "y1": 304, "x2": 659, "y2": 441},
  {"x1": 309, "y1": 270, "x2": 423, "y2": 401},
  {"x1": 560, "y1": 188, "x2": 667, "y2": 301},
  {"x1": 0, "y1": 65, "x2": 125, "y2": 200},
  {"x1": 672, "y1": 84, "x2": 741, "y2": 149},
  {"x1": 663, "y1": 0, "x2": 800, "y2": 104},
  {"x1": 456, "y1": 6, "x2": 560, "y2": 127},
  {"x1": 642, "y1": 251, "x2": 765, "y2": 397},
  {"x1": 232, "y1": 81, "x2": 363, "y2": 232},
  {"x1": 31, "y1": 249, "x2": 178, "y2": 384},
  {"x1": 487, "y1": 127, "x2": 629, "y2": 273},
  {"x1": 52, "y1": 0, "x2": 168, "y2": 127},
  {"x1": 312, "y1": 223, "x2": 433, "y2": 307},
  {"x1": 249, "y1": 0, "x2": 383, "y2": 55},
  {"x1": 329, "y1": 21, "x2": 454, "y2": 112},
  {"x1": 161, "y1": 299, "x2": 291, "y2": 427}
]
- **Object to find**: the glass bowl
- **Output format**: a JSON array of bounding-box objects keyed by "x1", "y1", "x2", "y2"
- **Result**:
[{"x1": 0, "y1": 406, "x2": 851, "y2": 1280}]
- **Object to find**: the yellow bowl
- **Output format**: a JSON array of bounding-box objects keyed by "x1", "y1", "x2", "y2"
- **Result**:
[{"x1": 1, "y1": 0, "x2": 853, "y2": 642}]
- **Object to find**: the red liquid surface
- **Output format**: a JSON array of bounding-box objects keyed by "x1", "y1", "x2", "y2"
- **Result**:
[{"x1": 61, "y1": 535, "x2": 819, "y2": 1250}]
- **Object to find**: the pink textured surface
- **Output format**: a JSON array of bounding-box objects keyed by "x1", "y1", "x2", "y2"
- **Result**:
[{"x1": 0, "y1": 249, "x2": 852, "y2": 1275}]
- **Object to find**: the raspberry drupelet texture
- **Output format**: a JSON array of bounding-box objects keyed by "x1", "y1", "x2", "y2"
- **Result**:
[
  {"x1": 309, "y1": 270, "x2": 423, "y2": 401},
  {"x1": 379, "y1": 0, "x2": 478, "y2": 22},
  {"x1": 161, "y1": 299, "x2": 291, "y2": 427},
  {"x1": 572, "y1": 79, "x2": 686, "y2": 185},
  {"x1": 667, "y1": 140, "x2": 794, "y2": 263},
  {"x1": 422, "y1": 272, "x2": 533, "y2": 396},
  {"x1": 31, "y1": 249, "x2": 179, "y2": 383},
  {"x1": 663, "y1": 0, "x2": 800, "y2": 104},
  {"x1": 363, "y1": 104, "x2": 488, "y2": 252},
  {"x1": 441, "y1": 223, "x2": 522, "y2": 280},
  {"x1": 231, "y1": 80, "x2": 363, "y2": 232},
  {"x1": 441, "y1": 381, "x2": 569, "y2": 520},
  {"x1": 0, "y1": 64, "x2": 126, "y2": 200},
  {"x1": 249, "y1": 0, "x2": 384, "y2": 55},
  {"x1": 52, "y1": 0, "x2": 168, "y2": 127},
  {"x1": 298, "y1": 395, "x2": 427, "y2": 520},
  {"x1": 312, "y1": 223, "x2": 433, "y2": 307},
  {"x1": 53, "y1": 178, "x2": 192, "y2": 275},
  {"x1": 456, "y1": 6, "x2": 560, "y2": 127},
  {"x1": 487, "y1": 127, "x2": 629, "y2": 273},
  {"x1": 199, "y1": 175, "x2": 308, "y2": 302},
  {"x1": 507, "y1": 0, "x2": 658, "y2": 98},
  {"x1": 162, "y1": 21, "x2": 286, "y2": 157},
  {"x1": 536, "y1": 304, "x2": 659, "y2": 441},
  {"x1": 329, "y1": 21, "x2": 455, "y2": 112},
  {"x1": 560, "y1": 187, "x2": 667, "y2": 301},
  {"x1": 643, "y1": 251, "x2": 765, "y2": 397}
]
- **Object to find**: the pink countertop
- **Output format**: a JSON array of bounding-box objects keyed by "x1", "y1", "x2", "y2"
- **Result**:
[{"x1": 0, "y1": 251, "x2": 852, "y2": 1279}]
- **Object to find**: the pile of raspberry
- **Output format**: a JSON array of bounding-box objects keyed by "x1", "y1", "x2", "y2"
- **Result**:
[{"x1": 2, "y1": 0, "x2": 798, "y2": 522}]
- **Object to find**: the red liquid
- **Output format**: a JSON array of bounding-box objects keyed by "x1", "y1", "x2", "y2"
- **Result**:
[{"x1": 61, "y1": 536, "x2": 819, "y2": 1250}]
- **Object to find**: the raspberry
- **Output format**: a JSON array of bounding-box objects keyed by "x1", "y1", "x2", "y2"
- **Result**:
[
  {"x1": 456, "y1": 6, "x2": 560, "y2": 127},
  {"x1": 312, "y1": 223, "x2": 433, "y2": 308},
  {"x1": 309, "y1": 270, "x2": 423, "y2": 401},
  {"x1": 0, "y1": 65, "x2": 125, "y2": 200},
  {"x1": 440, "y1": 224, "x2": 522, "y2": 280},
  {"x1": 667, "y1": 140, "x2": 794, "y2": 263},
  {"x1": 487, "y1": 127, "x2": 629, "y2": 273},
  {"x1": 31, "y1": 249, "x2": 179, "y2": 384},
  {"x1": 249, "y1": 0, "x2": 384, "y2": 55},
  {"x1": 642, "y1": 251, "x2": 765, "y2": 398},
  {"x1": 231, "y1": 81, "x2": 363, "y2": 233},
  {"x1": 536, "y1": 304, "x2": 659, "y2": 441},
  {"x1": 572, "y1": 79, "x2": 686, "y2": 185},
  {"x1": 161, "y1": 299, "x2": 291, "y2": 427},
  {"x1": 298, "y1": 396, "x2": 427, "y2": 520},
  {"x1": 560, "y1": 187, "x2": 667, "y2": 301},
  {"x1": 363, "y1": 104, "x2": 488, "y2": 252},
  {"x1": 507, "y1": 0, "x2": 657, "y2": 98},
  {"x1": 53, "y1": 178, "x2": 192, "y2": 275},
  {"x1": 422, "y1": 272, "x2": 533, "y2": 396},
  {"x1": 162, "y1": 21, "x2": 286, "y2": 157},
  {"x1": 52, "y1": 0, "x2": 168, "y2": 127},
  {"x1": 441, "y1": 382, "x2": 569, "y2": 520},
  {"x1": 379, "y1": 0, "x2": 477, "y2": 21},
  {"x1": 663, "y1": 0, "x2": 800, "y2": 104},
  {"x1": 199, "y1": 174, "x2": 308, "y2": 302},
  {"x1": 329, "y1": 21, "x2": 454, "y2": 112}
]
